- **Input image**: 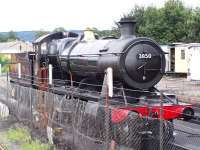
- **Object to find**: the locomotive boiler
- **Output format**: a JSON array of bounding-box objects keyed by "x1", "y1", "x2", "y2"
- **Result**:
[{"x1": 45, "y1": 18, "x2": 166, "y2": 90}]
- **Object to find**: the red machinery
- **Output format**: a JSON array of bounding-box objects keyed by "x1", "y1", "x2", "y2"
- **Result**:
[{"x1": 112, "y1": 94, "x2": 194, "y2": 123}]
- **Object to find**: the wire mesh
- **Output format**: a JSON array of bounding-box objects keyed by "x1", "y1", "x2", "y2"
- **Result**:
[{"x1": 0, "y1": 78, "x2": 200, "y2": 150}]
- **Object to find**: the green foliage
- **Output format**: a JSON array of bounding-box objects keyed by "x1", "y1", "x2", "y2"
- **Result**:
[
  {"x1": 35, "y1": 30, "x2": 49, "y2": 39},
  {"x1": 7, "y1": 31, "x2": 19, "y2": 41},
  {"x1": 188, "y1": 8, "x2": 200, "y2": 42},
  {"x1": 92, "y1": 27, "x2": 120, "y2": 38},
  {"x1": 21, "y1": 140, "x2": 50, "y2": 150},
  {"x1": 0, "y1": 31, "x2": 18, "y2": 43},
  {"x1": 124, "y1": 0, "x2": 200, "y2": 44},
  {"x1": 123, "y1": 5, "x2": 145, "y2": 36},
  {"x1": 0, "y1": 34, "x2": 8, "y2": 42},
  {"x1": 6, "y1": 128, "x2": 31, "y2": 143},
  {"x1": 0, "y1": 55, "x2": 10, "y2": 73},
  {"x1": 6, "y1": 128, "x2": 50, "y2": 150},
  {"x1": 53, "y1": 27, "x2": 66, "y2": 32}
]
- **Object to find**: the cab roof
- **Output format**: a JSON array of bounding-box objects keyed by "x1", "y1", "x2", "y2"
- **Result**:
[{"x1": 33, "y1": 31, "x2": 78, "y2": 45}]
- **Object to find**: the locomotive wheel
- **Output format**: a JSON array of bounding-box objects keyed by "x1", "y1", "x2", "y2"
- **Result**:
[
  {"x1": 148, "y1": 119, "x2": 174, "y2": 142},
  {"x1": 112, "y1": 112, "x2": 143, "y2": 148},
  {"x1": 183, "y1": 108, "x2": 194, "y2": 121}
]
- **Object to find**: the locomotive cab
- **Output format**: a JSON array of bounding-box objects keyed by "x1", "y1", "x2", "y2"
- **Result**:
[{"x1": 33, "y1": 31, "x2": 79, "y2": 83}]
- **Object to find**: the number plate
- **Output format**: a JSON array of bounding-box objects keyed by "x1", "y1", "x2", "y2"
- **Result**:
[{"x1": 137, "y1": 53, "x2": 152, "y2": 59}]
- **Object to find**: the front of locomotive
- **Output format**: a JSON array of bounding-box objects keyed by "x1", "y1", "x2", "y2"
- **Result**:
[
  {"x1": 110, "y1": 21, "x2": 168, "y2": 149},
  {"x1": 116, "y1": 19, "x2": 166, "y2": 90}
]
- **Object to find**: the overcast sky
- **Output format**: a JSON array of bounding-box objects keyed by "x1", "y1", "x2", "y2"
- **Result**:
[{"x1": 0, "y1": 0, "x2": 200, "y2": 32}]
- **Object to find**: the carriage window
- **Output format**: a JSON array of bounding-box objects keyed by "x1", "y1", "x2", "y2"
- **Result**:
[{"x1": 181, "y1": 50, "x2": 185, "y2": 60}]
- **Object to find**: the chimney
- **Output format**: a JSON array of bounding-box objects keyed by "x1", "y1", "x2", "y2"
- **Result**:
[{"x1": 118, "y1": 18, "x2": 136, "y2": 39}]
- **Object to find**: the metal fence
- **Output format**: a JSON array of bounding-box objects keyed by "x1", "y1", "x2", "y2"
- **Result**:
[{"x1": 0, "y1": 78, "x2": 200, "y2": 150}]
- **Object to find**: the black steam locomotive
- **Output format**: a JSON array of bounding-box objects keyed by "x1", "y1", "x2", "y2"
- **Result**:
[
  {"x1": 8, "y1": 19, "x2": 178, "y2": 150},
  {"x1": 10, "y1": 18, "x2": 166, "y2": 100},
  {"x1": 16, "y1": 18, "x2": 165, "y2": 98}
]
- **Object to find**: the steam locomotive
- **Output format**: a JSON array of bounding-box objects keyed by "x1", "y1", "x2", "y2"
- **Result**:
[
  {"x1": 10, "y1": 17, "x2": 194, "y2": 122},
  {"x1": 57, "y1": 19, "x2": 165, "y2": 90},
  {"x1": 9, "y1": 18, "x2": 182, "y2": 149},
  {"x1": 34, "y1": 19, "x2": 164, "y2": 95},
  {"x1": 10, "y1": 18, "x2": 166, "y2": 101}
]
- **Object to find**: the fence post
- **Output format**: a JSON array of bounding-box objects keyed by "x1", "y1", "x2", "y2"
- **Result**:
[
  {"x1": 49, "y1": 64, "x2": 53, "y2": 85},
  {"x1": 0, "y1": 64, "x2": 1, "y2": 76},
  {"x1": 105, "y1": 67, "x2": 114, "y2": 150},
  {"x1": 160, "y1": 92, "x2": 164, "y2": 150},
  {"x1": 107, "y1": 67, "x2": 113, "y2": 98},
  {"x1": 18, "y1": 63, "x2": 21, "y2": 79},
  {"x1": 29, "y1": 87, "x2": 33, "y2": 127},
  {"x1": 6, "y1": 72, "x2": 8, "y2": 103}
]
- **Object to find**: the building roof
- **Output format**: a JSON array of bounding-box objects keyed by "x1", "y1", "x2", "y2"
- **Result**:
[
  {"x1": 0, "y1": 40, "x2": 33, "y2": 54},
  {"x1": 167, "y1": 43, "x2": 200, "y2": 49}
]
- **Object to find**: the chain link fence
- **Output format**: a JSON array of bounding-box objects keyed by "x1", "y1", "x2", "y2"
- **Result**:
[{"x1": 0, "y1": 78, "x2": 199, "y2": 150}]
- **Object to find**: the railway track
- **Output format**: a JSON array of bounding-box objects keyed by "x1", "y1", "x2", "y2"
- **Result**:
[
  {"x1": 189, "y1": 116, "x2": 200, "y2": 125},
  {"x1": 188, "y1": 106, "x2": 200, "y2": 125}
]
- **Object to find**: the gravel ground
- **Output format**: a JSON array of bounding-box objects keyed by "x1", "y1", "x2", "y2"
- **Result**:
[{"x1": 156, "y1": 76, "x2": 200, "y2": 104}]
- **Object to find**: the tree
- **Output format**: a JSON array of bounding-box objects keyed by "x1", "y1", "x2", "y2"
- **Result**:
[
  {"x1": 160, "y1": 0, "x2": 191, "y2": 43},
  {"x1": 0, "y1": 34, "x2": 7, "y2": 42},
  {"x1": 92, "y1": 27, "x2": 120, "y2": 38},
  {"x1": 7, "y1": 31, "x2": 19, "y2": 41},
  {"x1": 123, "y1": 0, "x2": 195, "y2": 44},
  {"x1": 139, "y1": 7, "x2": 164, "y2": 41},
  {"x1": 0, "y1": 31, "x2": 18, "y2": 42},
  {"x1": 188, "y1": 8, "x2": 200, "y2": 42},
  {"x1": 123, "y1": 5, "x2": 145, "y2": 36},
  {"x1": 35, "y1": 30, "x2": 49, "y2": 39},
  {"x1": 53, "y1": 27, "x2": 66, "y2": 32}
]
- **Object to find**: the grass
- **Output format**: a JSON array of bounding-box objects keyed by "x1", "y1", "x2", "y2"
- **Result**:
[
  {"x1": 6, "y1": 128, "x2": 31, "y2": 143},
  {"x1": 5, "y1": 128, "x2": 50, "y2": 150},
  {"x1": 21, "y1": 140, "x2": 49, "y2": 150}
]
